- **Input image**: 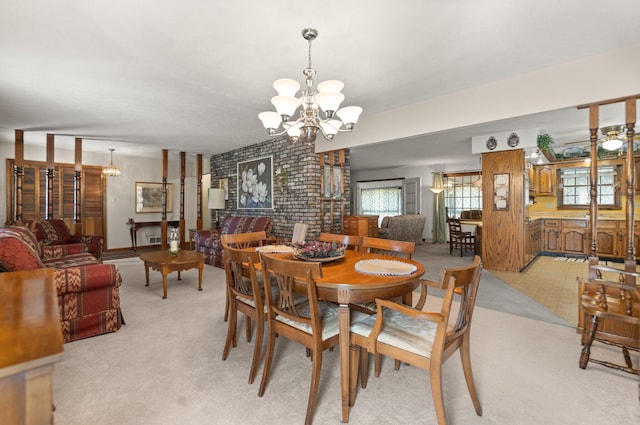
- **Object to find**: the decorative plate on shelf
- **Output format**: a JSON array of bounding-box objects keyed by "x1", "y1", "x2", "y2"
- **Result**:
[
  {"x1": 507, "y1": 132, "x2": 520, "y2": 148},
  {"x1": 562, "y1": 147, "x2": 584, "y2": 158},
  {"x1": 486, "y1": 136, "x2": 497, "y2": 151}
]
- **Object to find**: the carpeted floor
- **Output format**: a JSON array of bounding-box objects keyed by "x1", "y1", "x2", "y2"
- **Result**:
[
  {"x1": 103, "y1": 243, "x2": 576, "y2": 326},
  {"x1": 51, "y1": 255, "x2": 640, "y2": 425}
]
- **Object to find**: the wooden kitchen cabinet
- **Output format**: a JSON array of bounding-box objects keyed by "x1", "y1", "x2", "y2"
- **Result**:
[
  {"x1": 525, "y1": 219, "x2": 542, "y2": 265},
  {"x1": 543, "y1": 220, "x2": 562, "y2": 252},
  {"x1": 561, "y1": 219, "x2": 587, "y2": 255},
  {"x1": 532, "y1": 165, "x2": 556, "y2": 196},
  {"x1": 596, "y1": 220, "x2": 617, "y2": 257}
]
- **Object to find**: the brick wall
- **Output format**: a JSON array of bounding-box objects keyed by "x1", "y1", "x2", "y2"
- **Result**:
[{"x1": 209, "y1": 136, "x2": 350, "y2": 240}]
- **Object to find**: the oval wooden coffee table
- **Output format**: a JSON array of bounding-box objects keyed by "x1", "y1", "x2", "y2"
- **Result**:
[{"x1": 139, "y1": 250, "x2": 206, "y2": 299}]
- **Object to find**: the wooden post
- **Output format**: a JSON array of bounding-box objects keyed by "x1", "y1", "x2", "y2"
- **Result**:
[
  {"x1": 588, "y1": 106, "x2": 599, "y2": 255},
  {"x1": 338, "y1": 149, "x2": 345, "y2": 233},
  {"x1": 14, "y1": 130, "x2": 24, "y2": 222},
  {"x1": 45, "y1": 134, "x2": 55, "y2": 219},
  {"x1": 329, "y1": 152, "x2": 335, "y2": 232},
  {"x1": 179, "y1": 151, "x2": 186, "y2": 249},
  {"x1": 196, "y1": 154, "x2": 203, "y2": 230},
  {"x1": 624, "y1": 98, "x2": 637, "y2": 277},
  {"x1": 161, "y1": 149, "x2": 168, "y2": 249},
  {"x1": 74, "y1": 138, "x2": 82, "y2": 227},
  {"x1": 319, "y1": 154, "x2": 325, "y2": 232}
]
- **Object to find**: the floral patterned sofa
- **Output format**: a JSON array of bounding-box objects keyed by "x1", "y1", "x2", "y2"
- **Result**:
[
  {"x1": 194, "y1": 216, "x2": 273, "y2": 268},
  {"x1": 378, "y1": 214, "x2": 426, "y2": 244},
  {"x1": 23, "y1": 218, "x2": 104, "y2": 262},
  {"x1": 0, "y1": 225, "x2": 122, "y2": 343}
]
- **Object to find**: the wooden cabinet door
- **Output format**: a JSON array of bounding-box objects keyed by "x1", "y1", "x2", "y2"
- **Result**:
[
  {"x1": 544, "y1": 227, "x2": 561, "y2": 252},
  {"x1": 535, "y1": 165, "x2": 556, "y2": 196},
  {"x1": 596, "y1": 230, "x2": 616, "y2": 257},
  {"x1": 562, "y1": 229, "x2": 586, "y2": 254}
]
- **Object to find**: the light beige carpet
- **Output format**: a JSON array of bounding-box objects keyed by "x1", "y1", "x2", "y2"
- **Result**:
[{"x1": 52, "y1": 257, "x2": 640, "y2": 424}]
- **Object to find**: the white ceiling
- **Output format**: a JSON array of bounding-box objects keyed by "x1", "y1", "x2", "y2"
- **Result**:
[{"x1": 1, "y1": 1, "x2": 639, "y2": 170}]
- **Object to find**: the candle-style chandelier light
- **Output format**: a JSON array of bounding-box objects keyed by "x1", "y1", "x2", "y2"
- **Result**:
[{"x1": 258, "y1": 28, "x2": 363, "y2": 145}]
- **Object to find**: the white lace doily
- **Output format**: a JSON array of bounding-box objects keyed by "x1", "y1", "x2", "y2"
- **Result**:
[
  {"x1": 355, "y1": 259, "x2": 417, "y2": 276},
  {"x1": 255, "y1": 245, "x2": 294, "y2": 254}
]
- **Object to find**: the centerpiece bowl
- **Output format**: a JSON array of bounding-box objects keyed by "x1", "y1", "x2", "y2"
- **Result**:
[{"x1": 293, "y1": 241, "x2": 346, "y2": 263}]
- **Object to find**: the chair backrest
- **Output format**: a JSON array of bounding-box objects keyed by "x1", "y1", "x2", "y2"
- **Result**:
[
  {"x1": 437, "y1": 255, "x2": 482, "y2": 352},
  {"x1": 360, "y1": 236, "x2": 415, "y2": 259},
  {"x1": 318, "y1": 233, "x2": 362, "y2": 251},
  {"x1": 221, "y1": 231, "x2": 267, "y2": 249},
  {"x1": 292, "y1": 223, "x2": 308, "y2": 244},
  {"x1": 222, "y1": 246, "x2": 262, "y2": 306},
  {"x1": 447, "y1": 217, "x2": 463, "y2": 234},
  {"x1": 260, "y1": 254, "x2": 322, "y2": 329}
]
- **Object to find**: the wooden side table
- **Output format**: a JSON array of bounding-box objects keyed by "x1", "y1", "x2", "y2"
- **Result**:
[{"x1": 139, "y1": 250, "x2": 206, "y2": 299}]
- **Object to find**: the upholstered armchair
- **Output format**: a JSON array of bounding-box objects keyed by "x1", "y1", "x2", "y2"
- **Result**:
[
  {"x1": 378, "y1": 214, "x2": 426, "y2": 244},
  {"x1": 194, "y1": 216, "x2": 273, "y2": 268},
  {"x1": 0, "y1": 226, "x2": 122, "y2": 343}
]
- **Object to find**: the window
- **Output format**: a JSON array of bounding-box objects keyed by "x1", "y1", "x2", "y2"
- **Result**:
[
  {"x1": 443, "y1": 173, "x2": 482, "y2": 218},
  {"x1": 360, "y1": 187, "x2": 402, "y2": 223},
  {"x1": 557, "y1": 165, "x2": 621, "y2": 209},
  {"x1": 356, "y1": 179, "x2": 403, "y2": 225}
]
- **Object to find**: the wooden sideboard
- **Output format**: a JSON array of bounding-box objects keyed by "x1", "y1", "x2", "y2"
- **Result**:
[
  {"x1": 0, "y1": 269, "x2": 64, "y2": 425},
  {"x1": 342, "y1": 215, "x2": 379, "y2": 238}
]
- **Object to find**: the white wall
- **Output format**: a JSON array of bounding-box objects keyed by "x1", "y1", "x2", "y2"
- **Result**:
[
  {"x1": 316, "y1": 44, "x2": 640, "y2": 153},
  {"x1": 0, "y1": 140, "x2": 205, "y2": 250}
]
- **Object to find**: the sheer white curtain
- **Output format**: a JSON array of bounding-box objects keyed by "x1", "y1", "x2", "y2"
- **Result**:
[{"x1": 360, "y1": 187, "x2": 401, "y2": 225}]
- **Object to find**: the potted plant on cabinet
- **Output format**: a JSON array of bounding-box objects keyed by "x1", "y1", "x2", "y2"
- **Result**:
[{"x1": 537, "y1": 133, "x2": 557, "y2": 162}]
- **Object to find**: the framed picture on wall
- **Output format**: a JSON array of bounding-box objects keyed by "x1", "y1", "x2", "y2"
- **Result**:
[
  {"x1": 237, "y1": 156, "x2": 273, "y2": 209},
  {"x1": 135, "y1": 182, "x2": 173, "y2": 213},
  {"x1": 323, "y1": 166, "x2": 341, "y2": 199},
  {"x1": 219, "y1": 177, "x2": 229, "y2": 200}
]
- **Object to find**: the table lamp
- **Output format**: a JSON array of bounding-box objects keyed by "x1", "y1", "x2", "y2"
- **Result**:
[{"x1": 208, "y1": 188, "x2": 226, "y2": 229}]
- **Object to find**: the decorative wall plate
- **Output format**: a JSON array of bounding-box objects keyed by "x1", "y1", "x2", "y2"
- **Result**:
[
  {"x1": 562, "y1": 147, "x2": 584, "y2": 158},
  {"x1": 507, "y1": 132, "x2": 520, "y2": 147},
  {"x1": 486, "y1": 136, "x2": 497, "y2": 151}
]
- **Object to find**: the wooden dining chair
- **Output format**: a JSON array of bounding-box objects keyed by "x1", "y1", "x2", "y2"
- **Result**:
[
  {"x1": 220, "y1": 231, "x2": 268, "y2": 321},
  {"x1": 221, "y1": 247, "x2": 265, "y2": 384},
  {"x1": 257, "y1": 254, "x2": 338, "y2": 425},
  {"x1": 360, "y1": 236, "x2": 415, "y2": 258},
  {"x1": 577, "y1": 264, "x2": 640, "y2": 375},
  {"x1": 221, "y1": 231, "x2": 268, "y2": 249},
  {"x1": 447, "y1": 218, "x2": 475, "y2": 257},
  {"x1": 358, "y1": 236, "x2": 417, "y2": 375},
  {"x1": 349, "y1": 256, "x2": 483, "y2": 425},
  {"x1": 319, "y1": 232, "x2": 362, "y2": 251}
]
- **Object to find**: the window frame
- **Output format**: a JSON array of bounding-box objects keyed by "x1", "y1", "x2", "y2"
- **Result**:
[
  {"x1": 443, "y1": 172, "x2": 483, "y2": 219},
  {"x1": 556, "y1": 163, "x2": 622, "y2": 210}
]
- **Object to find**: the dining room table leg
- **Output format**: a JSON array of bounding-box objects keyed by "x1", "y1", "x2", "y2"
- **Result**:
[{"x1": 338, "y1": 301, "x2": 350, "y2": 422}]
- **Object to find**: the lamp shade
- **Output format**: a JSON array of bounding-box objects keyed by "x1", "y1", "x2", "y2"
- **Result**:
[{"x1": 208, "y1": 188, "x2": 226, "y2": 210}]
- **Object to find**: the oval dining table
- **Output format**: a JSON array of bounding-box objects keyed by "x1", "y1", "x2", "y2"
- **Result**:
[{"x1": 261, "y1": 248, "x2": 425, "y2": 423}]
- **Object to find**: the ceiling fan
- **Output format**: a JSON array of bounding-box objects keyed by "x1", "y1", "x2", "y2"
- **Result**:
[{"x1": 559, "y1": 125, "x2": 639, "y2": 156}]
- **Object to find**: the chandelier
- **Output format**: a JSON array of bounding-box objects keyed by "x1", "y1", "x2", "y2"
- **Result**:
[
  {"x1": 258, "y1": 28, "x2": 363, "y2": 144},
  {"x1": 102, "y1": 148, "x2": 121, "y2": 176}
]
